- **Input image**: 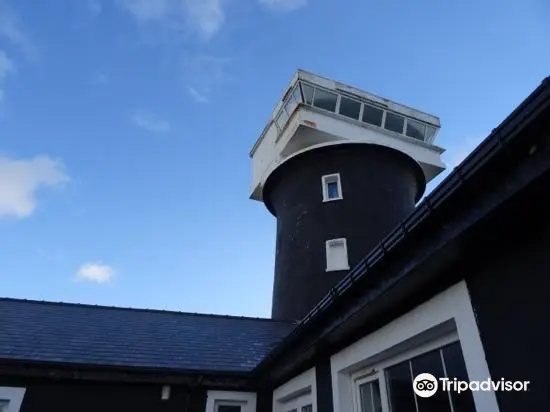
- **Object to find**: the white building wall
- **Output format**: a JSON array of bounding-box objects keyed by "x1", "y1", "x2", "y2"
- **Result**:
[
  {"x1": 272, "y1": 367, "x2": 317, "y2": 412},
  {"x1": 330, "y1": 281, "x2": 499, "y2": 412}
]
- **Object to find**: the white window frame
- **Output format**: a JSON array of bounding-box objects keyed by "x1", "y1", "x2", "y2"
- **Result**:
[
  {"x1": 273, "y1": 368, "x2": 317, "y2": 412},
  {"x1": 326, "y1": 238, "x2": 350, "y2": 272},
  {"x1": 350, "y1": 333, "x2": 459, "y2": 412},
  {"x1": 330, "y1": 281, "x2": 500, "y2": 412},
  {"x1": 352, "y1": 370, "x2": 390, "y2": 412},
  {"x1": 204, "y1": 391, "x2": 256, "y2": 412},
  {"x1": 322, "y1": 173, "x2": 343, "y2": 202},
  {"x1": 0, "y1": 387, "x2": 26, "y2": 412}
]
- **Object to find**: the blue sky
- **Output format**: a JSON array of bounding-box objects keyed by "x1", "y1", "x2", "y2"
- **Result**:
[{"x1": 0, "y1": 0, "x2": 548, "y2": 318}]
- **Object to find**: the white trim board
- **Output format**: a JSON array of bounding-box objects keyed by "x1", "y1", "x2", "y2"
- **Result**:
[
  {"x1": 0, "y1": 387, "x2": 26, "y2": 412},
  {"x1": 273, "y1": 367, "x2": 317, "y2": 412},
  {"x1": 330, "y1": 280, "x2": 499, "y2": 412}
]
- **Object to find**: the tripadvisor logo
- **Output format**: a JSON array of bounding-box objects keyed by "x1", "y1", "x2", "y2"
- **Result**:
[{"x1": 413, "y1": 373, "x2": 530, "y2": 397}]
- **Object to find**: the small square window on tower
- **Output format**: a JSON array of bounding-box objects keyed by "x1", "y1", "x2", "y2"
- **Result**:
[
  {"x1": 322, "y1": 173, "x2": 343, "y2": 202},
  {"x1": 325, "y1": 238, "x2": 350, "y2": 272}
]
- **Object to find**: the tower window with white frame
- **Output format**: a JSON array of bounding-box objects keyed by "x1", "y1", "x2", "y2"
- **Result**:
[
  {"x1": 326, "y1": 238, "x2": 349, "y2": 272},
  {"x1": 322, "y1": 174, "x2": 343, "y2": 202}
]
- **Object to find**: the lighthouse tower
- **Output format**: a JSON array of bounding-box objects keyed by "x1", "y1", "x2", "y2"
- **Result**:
[{"x1": 250, "y1": 70, "x2": 446, "y2": 321}]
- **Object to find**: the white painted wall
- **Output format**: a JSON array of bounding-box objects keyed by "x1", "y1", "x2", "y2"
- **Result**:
[
  {"x1": 273, "y1": 368, "x2": 317, "y2": 412},
  {"x1": 0, "y1": 387, "x2": 26, "y2": 412},
  {"x1": 330, "y1": 281, "x2": 499, "y2": 412},
  {"x1": 204, "y1": 390, "x2": 256, "y2": 412},
  {"x1": 250, "y1": 105, "x2": 446, "y2": 201}
]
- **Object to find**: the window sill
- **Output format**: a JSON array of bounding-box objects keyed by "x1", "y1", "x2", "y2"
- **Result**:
[
  {"x1": 322, "y1": 196, "x2": 343, "y2": 203},
  {"x1": 326, "y1": 266, "x2": 350, "y2": 272}
]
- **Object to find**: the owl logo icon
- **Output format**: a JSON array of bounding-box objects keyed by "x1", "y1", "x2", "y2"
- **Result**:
[{"x1": 413, "y1": 373, "x2": 438, "y2": 398}]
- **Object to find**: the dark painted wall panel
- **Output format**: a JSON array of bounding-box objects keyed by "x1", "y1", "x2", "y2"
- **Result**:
[
  {"x1": 256, "y1": 388, "x2": 273, "y2": 412},
  {"x1": 466, "y1": 208, "x2": 549, "y2": 411},
  {"x1": 0, "y1": 377, "x2": 206, "y2": 412},
  {"x1": 264, "y1": 144, "x2": 424, "y2": 321},
  {"x1": 315, "y1": 358, "x2": 333, "y2": 412}
]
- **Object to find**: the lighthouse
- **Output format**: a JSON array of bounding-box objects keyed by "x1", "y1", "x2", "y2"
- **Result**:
[{"x1": 250, "y1": 70, "x2": 446, "y2": 321}]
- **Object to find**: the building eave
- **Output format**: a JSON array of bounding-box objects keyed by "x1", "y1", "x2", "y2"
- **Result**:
[{"x1": 0, "y1": 358, "x2": 253, "y2": 389}]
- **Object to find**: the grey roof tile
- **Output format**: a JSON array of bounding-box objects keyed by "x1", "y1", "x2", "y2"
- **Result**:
[{"x1": 0, "y1": 298, "x2": 295, "y2": 373}]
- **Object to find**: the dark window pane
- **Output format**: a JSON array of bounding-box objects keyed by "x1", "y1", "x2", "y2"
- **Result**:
[
  {"x1": 386, "y1": 361, "x2": 416, "y2": 412},
  {"x1": 218, "y1": 406, "x2": 241, "y2": 412},
  {"x1": 301, "y1": 405, "x2": 313, "y2": 412},
  {"x1": 313, "y1": 89, "x2": 338, "y2": 112},
  {"x1": 339, "y1": 96, "x2": 361, "y2": 119},
  {"x1": 442, "y1": 343, "x2": 476, "y2": 412},
  {"x1": 359, "y1": 380, "x2": 383, "y2": 412},
  {"x1": 362, "y1": 105, "x2": 384, "y2": 127},
  {"x1": 302, "y1": 84, "x2": 314, "y2": 105},
  {"x1": 327, "y1": 181, "x2": 339, "y2": 199},
  {"x1": 371, "y1": 380, "x2": 382, "y2": 412},
  {"x1": 0, "y1": 400, "x2": 10, "y2": 412},
  {"x1": 425, "y1": 125, "x2": 437, "y2": 141},
  {"x1": 411, "y1": 349, "x2": 452, "y2": 412},
  {"x1": 384, "y1": 113, "x2": 405, "y2": 134},
  {"x1": 276, "y1": 109, "x2": 289, "y2": 130},
  {"x1": 406, "y1": 119, "x2": 426, "y2": 141},
  {"x1": 285, "y1": 96, "x2": 298, "y2": 117},
  {"x1": 293, "y1": 85, "x2": 303, "y2": 103}
]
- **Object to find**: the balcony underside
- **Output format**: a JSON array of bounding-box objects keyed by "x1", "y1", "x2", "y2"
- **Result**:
[{"x1": 250, "y1": 106, "x2": 446, "y2": 202}]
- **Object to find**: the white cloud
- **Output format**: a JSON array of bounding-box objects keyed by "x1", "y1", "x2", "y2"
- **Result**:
[
  {"x1": 117, "y1": 0, "x2": 225, "y2": 40},
  {"x1": 182, "y1": 53, "x2": 232, "y2": 102},
  {"x1": 0, "y1": 50, "x2": 15, "y2": 103},
  {"x1": 0, "y1": 50, "x2": 15, "y2": 80},
  {"x1": 132, "y1": 110, "x2": 170, "y2": 133},
  {"x1": 188, "y1": 86, "x2": 208, "y2": 103},
  {"x1": 75, "y1": 262, "x2": 115, "y2": 284},
  {"x1": 117, "y1": 0, "x2": 169, "y2": 22},
  {"x1": 444, "y1": 134, "x2": 487, "y2": 168},
  {"x1": 182, "y1": 0, "x2": 224, "y2": 40},
  {"x1": 87, "y1": 0, "x2": 103, "y2": 16},
  {"x1": 117, "y1": 0, "x2": 306, "y2": 40},
  {"x1": 0, "y1": 2, "x2": 38, "y2": 60},
  {"x1": 259, "y1": 0, "x2": 307, "y2": 11},
  {"x1": 0, "y1": 155, "x2": 70, "y2": 219}
]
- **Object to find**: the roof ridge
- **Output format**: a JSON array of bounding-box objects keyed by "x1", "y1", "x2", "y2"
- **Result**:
[{"x1": 0, "y1": 297, "x2": 294, "y2": 324}]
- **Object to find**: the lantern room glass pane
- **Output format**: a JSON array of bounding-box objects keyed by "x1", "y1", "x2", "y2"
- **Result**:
[
  {"x1": 302, "y1": 83, "x2": 314, "y2": 105},
  {"x1": 313, "y1": 88, "x2": 338, "y2": 112},
  {"x1": 406, "y1": 119, "x2": 426, "y2": 140},
  {"x1": 293, "y1": 84, "x2": 303, "y2": 103},
  {"x1": 276, "y1": 109, "x2": 289, "y2": 130},
  {"x1": 384, "y1": 112, "x2": 405, "y2": 134},
  {"x1": 362, "y1": 105, "x2": 384, "y2": 127},
  {"x1": 339, "y1": 96, "x2": 361, "y2": 120},
  {"x1": 425, "y1": 125, "x2": 438, "y2": 141}
]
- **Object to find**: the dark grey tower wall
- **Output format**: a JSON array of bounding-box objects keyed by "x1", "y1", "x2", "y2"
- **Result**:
[{"x1": 263, "y1": 143, "x2": 426, "y2": 321}]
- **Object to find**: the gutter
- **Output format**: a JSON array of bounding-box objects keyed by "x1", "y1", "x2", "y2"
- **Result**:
[
  {"x1": 252, "y1": 75, "x2": 550, "y2": 377},
  {"x1": 0, "y1": 358, "x2": 251, "y2": 388}
]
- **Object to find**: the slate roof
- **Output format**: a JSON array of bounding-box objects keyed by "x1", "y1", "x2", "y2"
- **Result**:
[{"x1": 0, "y1": 298, "x2": 295, "y2": 373}]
